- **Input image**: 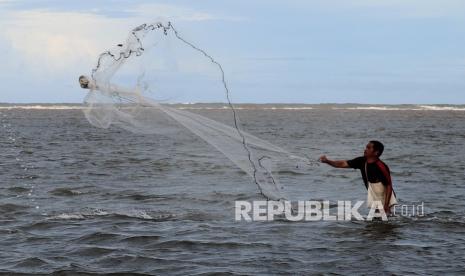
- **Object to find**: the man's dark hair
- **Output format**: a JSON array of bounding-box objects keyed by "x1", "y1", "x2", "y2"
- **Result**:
[{"x1": 369, "y1": 140, "x2": 384, "y2": 157}]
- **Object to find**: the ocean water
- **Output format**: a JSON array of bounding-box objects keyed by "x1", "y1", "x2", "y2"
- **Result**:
[{"x1": 0, "y1": 104, "x2": 464, "y2": 275}]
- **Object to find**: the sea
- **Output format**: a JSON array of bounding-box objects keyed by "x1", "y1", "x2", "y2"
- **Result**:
[{"x1": 0, "y1": 103, "x2": 464, "y2": 275}]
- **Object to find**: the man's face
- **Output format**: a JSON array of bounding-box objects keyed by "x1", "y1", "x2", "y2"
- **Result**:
[{"x1": 364, "y1": 142, "x2": 377, "y2": 158}]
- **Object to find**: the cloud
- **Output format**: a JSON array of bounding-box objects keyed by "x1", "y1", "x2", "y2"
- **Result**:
[
  {"x1": 126, "y1": 3, "x2": 244, "y2": 22},
  {"x1": 1, "y1": 11, "x2": 129, "y2": 77},
  {"x1": 0, "y1": 2, "x2": 243, "y2": 78}
]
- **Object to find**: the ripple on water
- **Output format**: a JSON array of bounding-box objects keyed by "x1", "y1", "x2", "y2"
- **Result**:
[{"x1": 49, "y1": 188, "x2": 83, "y2": 196}]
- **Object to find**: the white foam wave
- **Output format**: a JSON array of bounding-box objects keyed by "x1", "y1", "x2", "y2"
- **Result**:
[
  {"x1": 418, "y1": 105, "x2": 465, "y2": 111},
  {"x1": 332, "y1": 105, "x2": 465, "y2": 111},
  {"x1": 50, "y1": 213, "x2": 86, "y2": 220},
  {"x1": 332, "y1": 106, "x2": 407, "y2": 111},
  {"x1": 0, "y1": 105, "x2": 83, "y2": 110},
  {"x1": 1, "y1": 104, "x2": 463, "y2": 111},
  {"x1": 178, "y1": 106, "x2": 314, "y2": 110},
  {"x1": 47, "y1": 209, "x2": 175, "y2": 221},
  {"x1": 262, "y1": 107, "x2": 314, "y2": 110}
]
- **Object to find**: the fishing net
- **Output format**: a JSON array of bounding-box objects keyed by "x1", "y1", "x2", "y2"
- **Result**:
[{"x1": 80, "y1": 22, "x2": 317, "y2": 201}]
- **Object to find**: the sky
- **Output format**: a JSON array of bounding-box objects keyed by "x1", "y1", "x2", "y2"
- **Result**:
[{"x1": 1, "y1": 0, "x2": 465, "y2": 104}]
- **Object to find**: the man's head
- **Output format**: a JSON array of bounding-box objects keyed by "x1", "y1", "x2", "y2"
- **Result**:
[{"x1": 364, "y1": 140, "x2": 384, "y2": 158}]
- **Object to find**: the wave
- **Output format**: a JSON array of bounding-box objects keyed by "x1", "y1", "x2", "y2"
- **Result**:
[
  {"x1": 47, "y1": 208, "x2": 176, "y2": 221},
  {"x1": 0, "y1": 105, "x2": 82, "y2": 110},
  {"x1": 417, "y1": 105, "x2": 465, "y2": 111},
  {"x1": 49, "y1": 188, "x2": 83, "y2": 196},
  {"x1": 0, "y1": 104, "x2": 312, "y2": 111},
  {"x1": 0, "y1": 203, "x2": 31, "y2": 214},
  {"x1": 177, "y1": 106, "x2": 314, "y2": 110},
  {"x1": 1, "y1": 104, "x2": 464, "y2": 111},
  {"x1": 332, "y1": 105, "x2": 465, "y2": 111},
  {"x1": 332, "y1": 106, "x2": 408, "y2": 111}
]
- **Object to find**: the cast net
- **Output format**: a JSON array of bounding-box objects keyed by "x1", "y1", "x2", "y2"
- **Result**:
[{"x1": 80, "y1": 22, "x2": 318, "y2": 201}]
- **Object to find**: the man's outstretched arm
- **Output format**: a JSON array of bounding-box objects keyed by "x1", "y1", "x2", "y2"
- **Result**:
[{"x1": 319, "y1": 155, "x2": 350, "y2": 168}]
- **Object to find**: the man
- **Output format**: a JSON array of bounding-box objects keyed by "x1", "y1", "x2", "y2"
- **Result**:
[{"x1": 319, "y1": 140, "x2": 397, "y2": 215}]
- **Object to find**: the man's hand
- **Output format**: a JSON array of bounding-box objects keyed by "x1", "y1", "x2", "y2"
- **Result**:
[
  {"x1": 319, "y1": 155, "x2": 329, "y2": 163},
  {"x1": 318, "y1": 155, "x2": 350, "y2": 168}
]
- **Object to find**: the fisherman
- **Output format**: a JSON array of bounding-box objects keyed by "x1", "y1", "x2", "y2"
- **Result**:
[{"x1": 319, "y1": 140, "x2": 397, "y2": 215}]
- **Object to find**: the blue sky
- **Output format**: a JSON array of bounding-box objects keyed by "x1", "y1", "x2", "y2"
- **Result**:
[{"x1": 1, "y1": 0, "x2": 465, "y2": 104}]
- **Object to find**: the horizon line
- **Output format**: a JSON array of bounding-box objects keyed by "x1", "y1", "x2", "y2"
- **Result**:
[{"x1": 1, "y1": 102, "x2": 465, "y2": 105}]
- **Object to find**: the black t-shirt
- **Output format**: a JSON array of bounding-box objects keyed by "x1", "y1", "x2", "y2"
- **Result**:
[{"x1": 347, "y1": 156, "x2": 390, "y2": 189}]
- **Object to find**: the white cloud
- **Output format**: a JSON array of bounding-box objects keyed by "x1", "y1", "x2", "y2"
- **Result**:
[
  {"x1": 127, "y1": 3, "x2": 244, "y2": 22},
  {"x1": 0, "y1": 3, "x2": 242, "y2": 78},
  {"x1": 1, "y1": 10, "x2": 130, "y2": 77}
]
